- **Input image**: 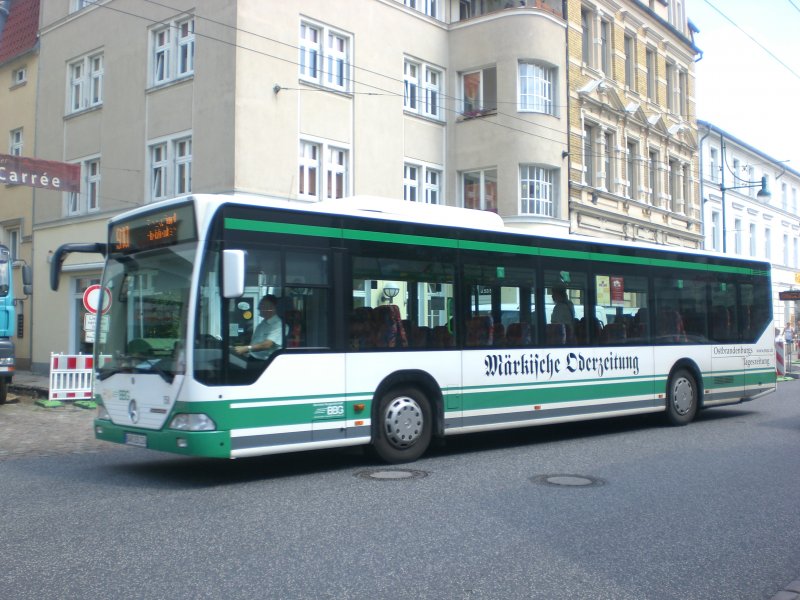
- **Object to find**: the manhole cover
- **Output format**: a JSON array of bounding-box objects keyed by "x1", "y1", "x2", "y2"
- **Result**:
[
  {"x1": 355, "y1": 469, "x2": 429, "y2": 481},
  {"x1": 531, "y1": 474, "x2": 605, "y2": 487}
]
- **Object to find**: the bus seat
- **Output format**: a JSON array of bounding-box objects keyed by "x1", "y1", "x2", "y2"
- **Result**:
[
  {"x1": 466, "y1": 315, "x2": 493, "y2": 347},
  {"x1": 546, "y1": 323, "x2": 567, "y2": 345},
  {"x1": 506, "y1": 322, "x2": 531, "y2": 346},
  {"x1": 349, "y1": 306, "x2": 373, "y2": 350},
  {"x1": 601, "y1": 322, "x2": 627, "y2": 344},
  {"x1": 283, "y1": 310, "x2": 303, "y2": 347},
  {"x1": 431, "y1": 326, "x2": 454, "y2": 348}
]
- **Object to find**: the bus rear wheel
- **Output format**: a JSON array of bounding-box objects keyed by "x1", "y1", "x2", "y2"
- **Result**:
[
  {"x1": 372, "y1": 387, "x2": 432, "y2": 464},
  {"x1": 666, "y1": 368, "x2": 697, "y2": 426}
]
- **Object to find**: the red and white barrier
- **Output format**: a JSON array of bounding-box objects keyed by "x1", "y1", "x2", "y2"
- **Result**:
[
  {"x1": 776, "y1": 341, "x2": 785, "y2": 377},
  {"x1": 49, "y1": 353, "x2": 95, "y2": 401}
]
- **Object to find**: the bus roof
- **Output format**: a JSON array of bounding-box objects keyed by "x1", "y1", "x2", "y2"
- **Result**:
[{"x1": 115, "y1": 193, "x2": 769, "y2": 270}]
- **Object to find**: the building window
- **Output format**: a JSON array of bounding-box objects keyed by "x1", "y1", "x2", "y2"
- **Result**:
[
  {"x1": 668, "y1": 158, "x2": 680, "y2": 212},
  {"x1": 583, "y1": 124, "x2": 596, "y2": 186},
  {"x1": 781, "y1": 182, "x2": 788, "y2": 211},
  {"x1": 518, "y1": 62, "x2": 555, "y2": 115},
  {"x1": 711, "y1": 211, "x2": 721, "y2": 252},
  {"x1": 5, "y1": 228, "x2": 19, "y2": 263},
  {"x1": 403, "y1": 164, "x2": 419, "y2": 202},
  {"x1": 403, "y1": 0, "x2": 439, "y2": 19},
  {"x1": 793, "y1": 188, "x2": 798, "y2": 214},
  {"x1": 764, "y1": 227, "x2": 771, "y2": 260},
  {"x1": 12, "y1": 67, "x2": 27, "y2": 86},
  {"x1": 462, "y1": 67, "x2": 496, "y2": 115},
  {"x1": 600, "y1": 19, "x2": 612, "y2": 75},
  {"x1": 794, "y1": 238, "x2": 799, "y2": 268},
  {"x1": 66, "y1": 157, "x2": 101, "y2": 216},
  {"x1": 403, "y1": 163, "x2": 442, "y2": 204},
  {"x1": 624, "y1": 34, "x2": 636, "y2": 89},
  {"x1": 646, "y1": 47, "x2": 657, "y2": 101},
  {"x1": 626, "y1": 140, "x2": 638, "y2": 200},
  {"x1": 709, "y1": 148, "x2": 719, "y2": 183},
  {"x1": 783, "y1": 234, "x2": 789, "y2": 266},
  {"x1": 149, "y1": 135, "x2": 192, "y2": 202},
  {"x1": 603, "y1": 131, "x2": 615, "y2": 193},
  {"x1": 581, "y1": 7, "x2": 593, "y2": 66},
  {"x1": 462, "y1": 169, "x2": 497, "y2": 212},
  {"x1": 682, "y1": 164, "x2": 691, "y2": 215},
  {"x1": 9, "y1": 129, "x2": 23, "y2": 156},
  {"x1": 665, "y1": 61, "x2": 676, "y2": 112},
  {"x1": 404, "y1": 59, "x2": 443, "y2": 120},
  {"x1": 151, "y1": 17, "x2": 195, "y2": 86},
  {"x1": 67, "y1": 52, "x2": 103, "y2": 114},
  {"x1": 734, "y1": 218, "x2": 742, "y2": 254},
  {"x1": 299, "y1": 20, "x2": 351, "y2": 93},
  {"x1": 520, "y1": 166, "x2": 555, "y2": 217},
  {"x1": 298, "y1": 139, "x2": 349, "y2": 200},
  {"x1": 648, "y1": 149, "x2": 659, "y2": 205},
  {"x1": 70, "y1": 0, "x2": 94, "y2": 12},
  {"x1": 678, "y1": 69, "x2": 688, "y2": 116},
  {"x1": 749, "y1": 223, "x2": 756, "y2": 257}
]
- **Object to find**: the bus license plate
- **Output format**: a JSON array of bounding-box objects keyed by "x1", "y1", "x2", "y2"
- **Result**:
[{"x1": 124, "y1": 433, "x2": 147, "y2": 448}]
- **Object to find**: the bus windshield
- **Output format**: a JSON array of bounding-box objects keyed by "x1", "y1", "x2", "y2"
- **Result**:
[{"x1": 96, "y1": 242, "x2": 196, "y2": 382}]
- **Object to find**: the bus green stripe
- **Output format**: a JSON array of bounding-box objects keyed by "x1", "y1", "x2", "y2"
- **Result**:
[{"x1": 224, "y1": 216, "x2": 768, "y2": 276}]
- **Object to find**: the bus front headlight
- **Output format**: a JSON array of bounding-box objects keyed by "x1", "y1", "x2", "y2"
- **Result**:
[
  {"x1": 169, "y1": 413, "x2": 216, "y2": 431},
  {"x1": 97, "y1": 405, "x2": 110, "y2": 420}
]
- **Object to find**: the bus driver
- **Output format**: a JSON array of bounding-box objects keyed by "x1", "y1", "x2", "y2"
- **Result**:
[{"x1": 234, "y1": 295, "x2": 283, "y2": 359}]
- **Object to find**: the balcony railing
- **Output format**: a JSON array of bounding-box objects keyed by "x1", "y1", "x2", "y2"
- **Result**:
[{"x1": 458, "y1": 0, "x2": 563, "y2": 21}]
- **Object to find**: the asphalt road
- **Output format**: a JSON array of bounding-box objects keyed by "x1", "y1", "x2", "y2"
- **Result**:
[{"x1": 1, "y1": 383, "x2": 799, "y2": 599}]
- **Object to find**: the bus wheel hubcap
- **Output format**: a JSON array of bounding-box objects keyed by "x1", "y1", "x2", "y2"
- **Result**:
[
  {"x1": 672, "y1": 377, "x2": 693, "y2": 415},
  {"x1": 384, "y1": 397, "x2": 423, "y2": 448}
]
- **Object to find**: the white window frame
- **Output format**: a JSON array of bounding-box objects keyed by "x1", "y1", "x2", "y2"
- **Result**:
[
  {"x1": 734, "y1": 218, "x2": 742, "y2": 254},
  {"x1": 70, "y1": 0, "x2": 94, "y2": 13},
  {"x1": 461, "y1": 67, "x2": 496, "y2": 115},
  {"x1": 66, "y1": 156, "x2": 101, "y2": 216},
  {"x1": 403, "y1": 162, "x2": 442, "y2": 205},
  {"x1": 299, "y1": 20, "x2": 351, "y2": 93},
  {"x1": 151, "y1": 16, "x2": 195, "y2": 87},
  {"x1": 9, "y1": 129, "x2": 23, "y2": 156},
  {"x1": 6, "y1": 228, "x2": 20, "y2": 263},
  {"x1": 403, "y1": 0, "x2": 439, "y2": 19},
  {"x1": 298, "y1": 138, "x2": 349, "y2": 201},
  {"x1": 147, "y1": 133, "x2": 193, "y2": 202},
  {"x1": 519, "y1": 165, "x2": 555, "y2": 217},
  {"x1": 67, "y1": 52, "x2": 103, "y2": 114},
  {"x1": 12, "y1": 66, "x2": 27, "y2": 86},
  {"x1": 710, "y1": 211, "x2": 721, "y2": 252},
  {"x1": 404, "y1": 58, "x2": 443, "y2": 120},
  {"x1": 462, "y1": 168, "x2": 498, "y2": 212},
  {"x1": 518, "y1": 61, "x2": 555, "y2": 115}
]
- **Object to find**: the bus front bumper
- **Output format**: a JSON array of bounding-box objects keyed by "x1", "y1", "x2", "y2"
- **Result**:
[{"x1": 94, "y1": 419, "x2": 232, "y2": 458}]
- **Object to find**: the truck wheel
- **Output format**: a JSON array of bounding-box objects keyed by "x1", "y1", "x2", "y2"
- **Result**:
[{"x1": 372, "y1": 387, "x2": 432, "y2": 464}]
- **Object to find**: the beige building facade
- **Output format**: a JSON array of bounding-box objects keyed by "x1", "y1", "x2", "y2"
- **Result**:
[
  {"x1": 0, "y1": 0, "x2": 39, "y2": 370},
  {"x1": 567, "y1": 0, "x2": 701, "y2": 248},
  {"x1": 32, "y1": 0, "x2": 569, "y2": 371}
]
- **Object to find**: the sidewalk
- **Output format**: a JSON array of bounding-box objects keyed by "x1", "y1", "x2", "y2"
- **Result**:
[{"x1": 9, "y1": 370, "x2": 50, "y2": 398}]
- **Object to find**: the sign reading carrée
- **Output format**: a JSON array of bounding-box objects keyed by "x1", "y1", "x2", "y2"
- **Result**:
[{"x1": 0, "y1": 153, "x2": 81, "y2": 192}]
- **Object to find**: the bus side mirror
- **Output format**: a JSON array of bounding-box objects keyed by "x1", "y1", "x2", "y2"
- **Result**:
[
  {"x1": 222, "y1": 249, "x2": 245, "y2": 298},
  {"x1": 22, "y1": 265, "x2": 32, "y2": 295}
]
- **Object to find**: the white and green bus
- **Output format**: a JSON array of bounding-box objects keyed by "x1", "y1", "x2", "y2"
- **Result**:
[{"x1": 51, "y1": 194, "x2": 776, "y2": 463}]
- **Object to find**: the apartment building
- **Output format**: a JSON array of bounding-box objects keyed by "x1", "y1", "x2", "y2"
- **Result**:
[
  {"x1": 567, "y1": 0, "x2": 701, "y2": 248},
  {"x1": 698, "y1": 120, "x2": 800, "y2": 329},
  {"x1": 31, "y1": 0, "x2": 568, "y2": 370},
  {"x1": 0, "y1": 0, "x2": 39, "y2": 369}
]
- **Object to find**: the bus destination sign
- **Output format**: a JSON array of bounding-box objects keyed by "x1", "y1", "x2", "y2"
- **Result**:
[{"x1": 110, "y1": 203, "x2": 196, "y2": 253}]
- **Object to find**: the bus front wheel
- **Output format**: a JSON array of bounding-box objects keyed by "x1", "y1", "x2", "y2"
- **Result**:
[
  {"x1": 372, "y1": 387, "x2": 432, "y2": 464},
  {"x1": 666, "y1": 368, "x2": 697, "y2": 426}
]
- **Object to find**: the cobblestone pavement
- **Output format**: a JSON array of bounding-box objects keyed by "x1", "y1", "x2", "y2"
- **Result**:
[{"x1": 0, "y1": 392, "x2": 115, "y2": 460}]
